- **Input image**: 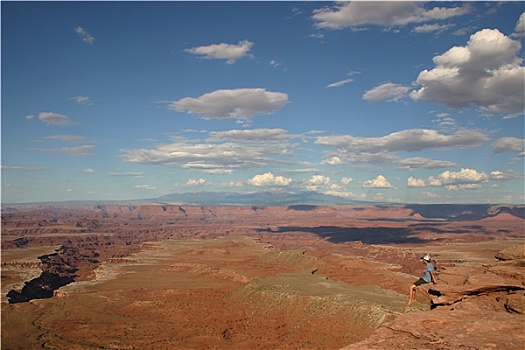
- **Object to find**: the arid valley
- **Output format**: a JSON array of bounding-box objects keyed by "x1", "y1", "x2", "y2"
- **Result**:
[{"x1": 1, "y1": 203, "x2": 524, "y2": 349}]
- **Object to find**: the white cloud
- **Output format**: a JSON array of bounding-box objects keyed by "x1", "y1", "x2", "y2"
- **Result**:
[
  {"x1": 184, "y1": 40, "x2": 253, "y2": 64},
  {"x1": 362, "y1": 175, "x2": 392, "y2": 188},
  {"x1": 363, "y1": 82, "x2": 410, "y2": 102},
  {"x1": 327, "y1": 78, "x2": 353, "y2": 88},
  {"x1": 210, "y1": 128, "x2": 294, "y2": 141},
  {"x1": 1, "y1": 166, "x2": 46, "y2": 172},
  {"x1": 186, "y1": 178, "x2": 206, "y2": 186},
  {"x1": 203, "y1": 169, "x2": 234, "y2": 175},
  {"x1": 133, "y1": 185, "x2": 156, "y2": 190},
  {"x1": 82, "y1": 168, "x2": 95, "y2": 174},
  {"x1": 44, "y1": 135, "x2": 87, "y2": 142},
  {"x1": 514, "y1": 13, "x2": 525, "y2": 37},
  {"x1": 309, "y1": 175, "x2": 330, "y2": 185},
  {"x1": 71, "y1": 96, "x2": 93, "y2": 105},
  {"x1": 316, "y1": 128, "x2": 489, "y2": 153},
  {"x1": 490, "y1": 170, "x2": 523, "y2": 181},
  {"x1": 307, "y1": 175, "x2": 331, "y2": 191},
  {"x1": 412, "y1": 23, "x2": 455, "y2": 34},
  {"x1": 167, "y1": 88, "x2": 288, "y2": 120},
  {"x1": 25, "y1": 114, "x2": 34, "y2": 120},
  {"x1": 439, "y1": 168, "x2": 489, "y2": 184},
  {"x1": 270, "y1": 59, "x2": 281, "y2": 67},
  {"x1": 407, "y1": 168, "x2": 490, "y2": 190},
  {"x1": 411, "y1": 29, "x2": 525, "y2": 117},
  {"x1": 108, "y1": 172, "x2": 144, "y2": 177},
  {"x1": 341, "y1": 177, "x2": 353, "y2": 185},
  {"x1": 407, "y1": 176, "x2": 426, "y2": 187},
  {"x1": 75, "y1": 26, "x2": 95, "y2": 44},
  {"x1": 312, "y1": 2, "x2": 470, "y2": 30},
  {"x1": 38, "y1": 112, "x2": 74, "y2": 126},
  {"x1": 322, "y1": 149, "x2": 459, "y2": 170},
  {"x1": 396, "y1": 157, "x2": 459, "y2": 170},
  {"x1": 247, "y1": 172, "x2": 292, "y2": 187},
  {"x1": 323, "y1": 156, "x2": 343, "y2": 165},
  {"x1": 422, "y1": 191, "x2": 439, "y2": 198},
  {"x1": 29, "y1": 145, "x2": 94, "y2": 157},
  {"x1": 445, "y1": 184, "x2": 481, "y2": 191},
  {"x1": 326, "y1": 185, "x2": 356, "y2": 198},
  {"x1": 493, "y1": 137, "x2": 525, "y2": 157},
  {"x1": 121, "y1": 130, "x2": 299, "y2": 171}
]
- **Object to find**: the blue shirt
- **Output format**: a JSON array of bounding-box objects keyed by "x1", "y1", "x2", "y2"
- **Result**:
[{"x1": 422, "y1": 263, "x2": 434, "y2": 282}]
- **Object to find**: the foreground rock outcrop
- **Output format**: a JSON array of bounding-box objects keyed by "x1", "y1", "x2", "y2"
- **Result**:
[{"x1": 343, "y1": 245, "x2": 525, "y2": 349}]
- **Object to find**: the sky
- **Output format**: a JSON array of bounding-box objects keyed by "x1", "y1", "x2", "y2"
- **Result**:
[{"x1": 1, "y1": 1, "x2": 524, "y2": 205}]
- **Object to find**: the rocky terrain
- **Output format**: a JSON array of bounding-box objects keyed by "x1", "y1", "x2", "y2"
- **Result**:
[{"x1": 1, "y1": 203, "x2": 524, "y2": 349}]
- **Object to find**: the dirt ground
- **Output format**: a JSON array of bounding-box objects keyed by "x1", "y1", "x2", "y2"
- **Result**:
[{"x1": 1, "y1": 204, "x2": 523, "y2": 349}]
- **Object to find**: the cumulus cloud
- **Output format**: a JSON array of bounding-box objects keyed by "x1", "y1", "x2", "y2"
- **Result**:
[
  {"x1": 29, "y1": 145, "x2": 95, "y2": 157},
  {"x1": 309, "y1": 175, "x2": 331, "y2": 185},
  {"x1": 38, "y1": 112, "x2": 74, "y2": 126},
  {"x1": 247, "y1": 172, "x2": 292, "y2": 187},
  {"x1": 306, "y1": 175, "x2": 331, "y2": 191},
  {"x1": 492, "y1": 137, "x2": 525, "y2": 157},
  {"x1": 326, "y1": 183, "x2": 356, "y2": 198},
  {"x1": 407, "y1": 176, "x2": 426, "y2": 187},
  {"x1": 316, "y1": 128, "x2": 489, "y2": 154},
  {"x1": 407, "y1": 168, "x2": 491, "y2": 191},
  {"x1": 439, "y1": 168, "x2": 489, "y2": 184},
  {"x1": 184, "y1": 40, "x2": 253, "y2": 64},
  {"x1": 186, "y1": 178, "x2": 206, "y2": 186},
  {"x1": 322, "y1": 156, "x2": 343, "y2": 165},
  {"x1": 341, "y1": 177, "x2": 353, "y2": 185},
  {"x1": 363, "y1": 82, "x2": 410, "y2": 102},
  {"x1": 411, "y1": 29, "x2": 525, "y2": 117},
  {"x1": 362, "y1": 175, "x2": 392, "y2": 188},
  {"x1": 82, "y1": 168, "x2": 95, "y2": 174},
  {"x1": 167, "y1": 88, "x2": 288, "y2": 120},
  {"x1": 75, "y1": 26, "x2": 95, "y2": 44},
  {"x1": 514, "y1": 13, "x2": 525, "y2": 37},
  {"x1": 312, "y1": 2, "x2": 470, "y2": 30}
]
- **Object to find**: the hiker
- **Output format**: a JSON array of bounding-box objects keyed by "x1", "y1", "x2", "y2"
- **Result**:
[{"x1": 406, "y1": 254, "x2": 436, "y2": 306}]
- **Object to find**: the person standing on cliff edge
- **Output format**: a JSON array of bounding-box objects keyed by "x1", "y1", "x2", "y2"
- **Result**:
[{"x1": 406, "y1": 254, "x2": 437, "y2": 306}]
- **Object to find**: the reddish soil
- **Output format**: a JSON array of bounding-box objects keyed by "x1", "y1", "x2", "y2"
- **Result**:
[{"x1": 1, "y1": 203, "x2": 524, "y2": 349}]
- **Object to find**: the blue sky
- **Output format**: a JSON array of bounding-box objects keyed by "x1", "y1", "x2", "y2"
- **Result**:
[{"x1": 2, "y1": 1, "x2": 524, "y2": 204}]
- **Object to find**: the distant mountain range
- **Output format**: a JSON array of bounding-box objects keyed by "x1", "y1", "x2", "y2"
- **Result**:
[
  {"x1": 153, "y1": 190, "x2": 367, "y2": 206},
  {"x1": 151, "y1": 191, "x2": 525, "y2": 220}
]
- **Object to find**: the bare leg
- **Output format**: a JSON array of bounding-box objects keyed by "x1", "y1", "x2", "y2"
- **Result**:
[{"x1": 406, "y1": 284, "x2": 416, "y2": 306}]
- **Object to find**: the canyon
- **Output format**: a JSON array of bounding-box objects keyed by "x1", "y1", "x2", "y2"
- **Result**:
[{"x1": 1, "y1": 203, "x2": 524, "y2": 349}]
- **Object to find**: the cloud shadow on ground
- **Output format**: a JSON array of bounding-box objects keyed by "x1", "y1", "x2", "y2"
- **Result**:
[{"x1": 258, "y1": 226, "x2": 429, "y2": 244}]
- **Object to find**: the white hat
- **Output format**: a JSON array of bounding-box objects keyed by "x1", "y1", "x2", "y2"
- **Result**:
[{"x1": 421, "y1": 254, "x2": 431, "y2": 261}]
